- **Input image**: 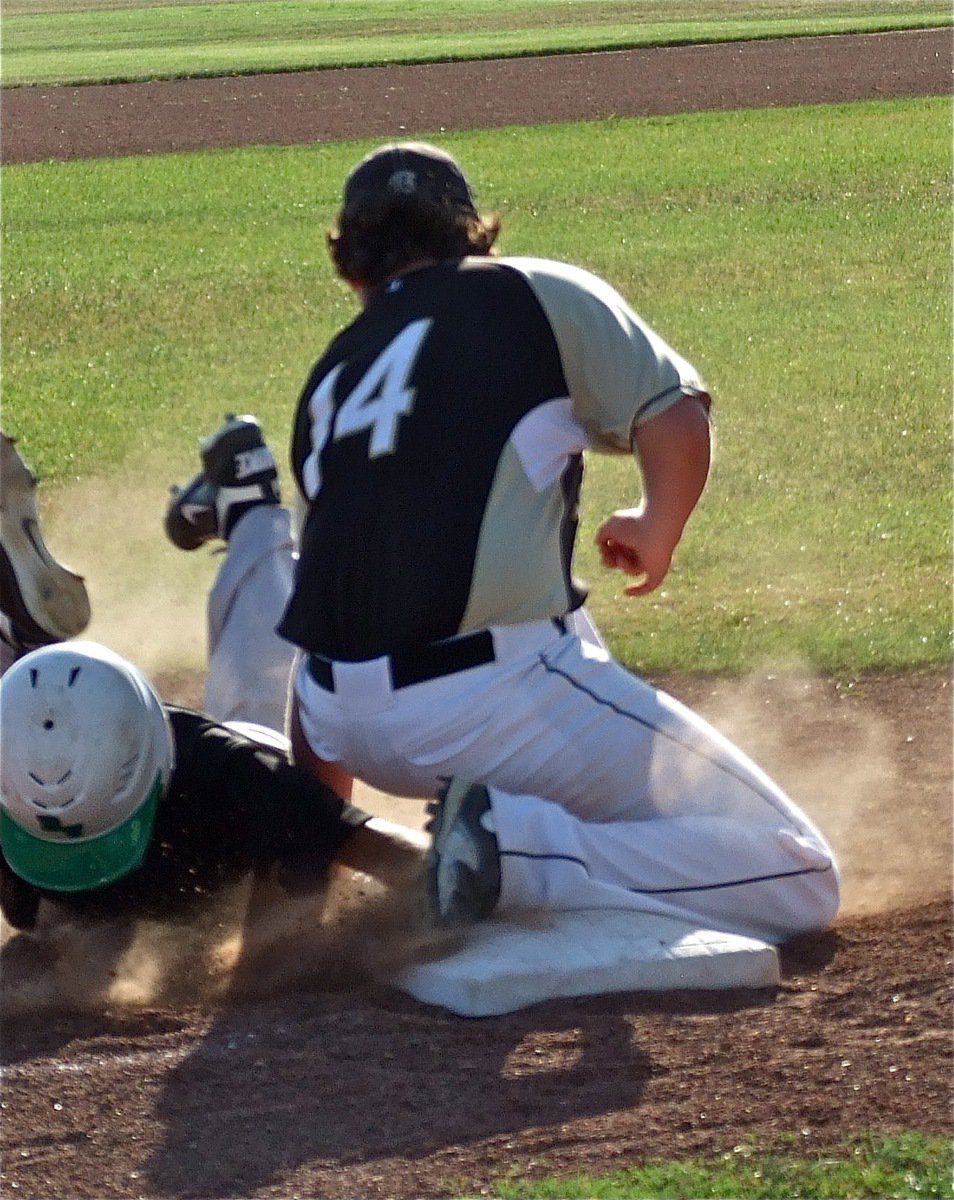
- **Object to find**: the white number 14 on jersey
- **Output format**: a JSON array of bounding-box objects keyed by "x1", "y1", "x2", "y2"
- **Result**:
[{"x1": 302, "y1": 317, "x2": 432, "y2": 499}]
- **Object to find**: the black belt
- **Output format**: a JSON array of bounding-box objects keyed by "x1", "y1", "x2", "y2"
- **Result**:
[{"x1": 307, "y1": 618, "x2": 567, "y2": 693}]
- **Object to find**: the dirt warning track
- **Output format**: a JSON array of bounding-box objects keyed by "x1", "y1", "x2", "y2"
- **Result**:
[{"x1": 2, "y1": 28, "x2": 950, "y2": 164}]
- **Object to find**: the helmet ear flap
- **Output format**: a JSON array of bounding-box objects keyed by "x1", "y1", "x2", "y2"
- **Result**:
[{"x1": 0, "y1": 641, "x2": 175, "y2": 892}]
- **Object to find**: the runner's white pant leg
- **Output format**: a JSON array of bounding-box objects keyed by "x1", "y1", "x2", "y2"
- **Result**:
[{"x1": 204, "y1": 505, "x2": 297, "y2": 733}]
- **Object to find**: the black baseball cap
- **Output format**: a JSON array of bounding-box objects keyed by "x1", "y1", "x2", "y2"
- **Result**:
[{"x1": 342, "y1": 141, "x2": 477, "y2": 214}]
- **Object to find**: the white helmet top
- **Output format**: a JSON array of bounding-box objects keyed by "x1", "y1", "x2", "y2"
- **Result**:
[{"x1": 0, "y1": 641, "x2": 175, "y2": 892}]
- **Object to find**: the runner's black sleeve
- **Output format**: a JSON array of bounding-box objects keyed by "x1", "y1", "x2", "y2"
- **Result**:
[
  {"x1": 161, "y1": 707, "x2": 370, "y2": 874},
  {"x1": 0, "y1": 709, "x2": 371, "y2": 925},
  {"x1": 0, "y1": 852, "x2": 41, "y2": 930}
]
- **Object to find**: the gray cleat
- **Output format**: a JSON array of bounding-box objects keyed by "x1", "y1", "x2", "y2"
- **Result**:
[{"x1": 425, "y1": 778, "x2": 501, "y2": 926}]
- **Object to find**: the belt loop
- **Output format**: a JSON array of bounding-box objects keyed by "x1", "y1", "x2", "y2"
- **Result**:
[{"x1": 553, "y1": 616, "x2": 568, "y2": 635}]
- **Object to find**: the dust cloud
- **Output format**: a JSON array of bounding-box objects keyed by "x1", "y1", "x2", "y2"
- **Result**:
[
  {"x1": 682, "y1": 668, "x2": 953, "y2": 918},
  {"x1": 9, "y1": 477, "x2": 950, "y2": 1013},
  {"x1": 39, "y1": 460, "x2": 219, "y2": 680},
  {"x1": 0, "y1": 861, "x2": 459, "y2": 1019}
]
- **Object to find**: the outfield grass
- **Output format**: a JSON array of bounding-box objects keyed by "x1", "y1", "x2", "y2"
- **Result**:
[
  {"x1": 492, "y1": 1131, "x2": 953, "y2": 1198},
  {"x1": 2, "y1": 99, "x2": 949, "y2": 675},
  {"x1": 2, "y1": 0, "x2": 950, "y2": 86}
]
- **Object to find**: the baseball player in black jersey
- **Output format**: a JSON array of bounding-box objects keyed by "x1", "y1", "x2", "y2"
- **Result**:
[
  {"x1": 0, "y1": 432, "x2": 425, "y2": 934},
  {"x1": 280, "y1": 141, "x2": 841, "y2": 943}
]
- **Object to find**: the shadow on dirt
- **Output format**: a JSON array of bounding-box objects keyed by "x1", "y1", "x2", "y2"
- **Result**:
[
  {"x1": 143, "y1": 925, "x2": 777, "y2": 1198},
  {"x1": 142, "y1": 991, "x2": 674, "y2": 1197},
  {"x1": 778, "y1": 928, "x2": 841, "y2": 975}
]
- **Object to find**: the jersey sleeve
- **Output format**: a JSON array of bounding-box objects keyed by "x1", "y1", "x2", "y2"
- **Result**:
[
  {"x1": 504, "y1": 257, "x2": 708, "y2": 451},
  {"x1": 165, "y1": 708, "x2": 370, "y2": 872},
  {"x1": 0, "y1": 851, "x2": 41, "y2": 930}
]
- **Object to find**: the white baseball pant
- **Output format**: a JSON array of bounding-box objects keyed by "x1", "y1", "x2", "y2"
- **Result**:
[
  {"x1": 293, "y1": 618, "x2": 840, "y2": 943},
  {"x1": 204, "y1": 504, "x2": 297, "y2": 734}
]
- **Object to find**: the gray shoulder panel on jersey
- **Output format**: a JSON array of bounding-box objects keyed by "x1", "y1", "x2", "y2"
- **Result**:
[
  {"x1": 502, "y1": 256, "x2": 706, "y2": 450},
  {"x1": 461, "y1": 439, "x2": 576, "y2": 631}
]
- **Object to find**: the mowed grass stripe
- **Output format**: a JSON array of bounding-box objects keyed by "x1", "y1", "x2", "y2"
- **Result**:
[{"x1": 3, "y1": 0, "x2": 950, "y2": 85}]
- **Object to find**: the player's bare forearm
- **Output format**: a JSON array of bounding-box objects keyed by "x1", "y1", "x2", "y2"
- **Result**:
[
  {"x1": 634, "y1": 392, "x2": 712, "y2": 540},
  {"x1": 595, "y1": 393, "x2": 711, "y2": 596}
]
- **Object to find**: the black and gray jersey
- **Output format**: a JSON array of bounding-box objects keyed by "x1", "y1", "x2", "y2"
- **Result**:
[{"x1": 280, "y1": 256, "x2": 706, "y2": 661}]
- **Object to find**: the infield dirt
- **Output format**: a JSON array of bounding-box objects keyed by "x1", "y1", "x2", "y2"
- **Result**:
[{"x1": 2, "y1": 30, "x2": 952, "y2": 1199}]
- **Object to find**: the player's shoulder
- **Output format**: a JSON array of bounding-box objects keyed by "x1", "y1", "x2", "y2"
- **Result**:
[
  {"x1": 494, "y1": 256, "x2": 631, "y2": 311},
  {"x1": 492, "y1": 257, "x2": 640, "y2": 338},
  {"x1": 164, "y1": 704, "x2": 247, "y2": 766},
  {"x1": 165, "y1": 704, "x2": 210, "y2": 737},
  {"x1": 165, "y1": 705, "x2": 286, "y2": 754},
  {"x1": 496, "y1": 255, "x2": 614, "y2": 290}
]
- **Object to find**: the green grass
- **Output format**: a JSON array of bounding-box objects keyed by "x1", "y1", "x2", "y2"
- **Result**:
[
  {"x1": 491, "y1": 1131, "x2": 953, "y2": 1199},
  {"x1": 2, "y1": 99, "x2": 950, "y2": 675},
  {"x1": 1, "y1": 0, "x2": 950, "y2": 86}
]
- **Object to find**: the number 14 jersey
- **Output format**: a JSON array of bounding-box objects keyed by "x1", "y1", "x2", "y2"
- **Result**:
[{"x1": 280, "y1": 256, "x2": 706, "y2": 661}]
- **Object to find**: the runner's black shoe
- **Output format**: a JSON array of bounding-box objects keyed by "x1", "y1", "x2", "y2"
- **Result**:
[{"x1": 164, "y1": 413, "x2": 281, "y2": 550}]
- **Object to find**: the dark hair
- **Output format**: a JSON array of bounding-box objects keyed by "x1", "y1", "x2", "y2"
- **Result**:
[{"x1": 327, "y1": 193, "x2": 501, "y2": 289}]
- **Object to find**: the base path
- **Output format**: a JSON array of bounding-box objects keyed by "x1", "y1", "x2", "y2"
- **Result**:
[{"x1": 2, "y1": 28, "x2": 950, "y2": 164}]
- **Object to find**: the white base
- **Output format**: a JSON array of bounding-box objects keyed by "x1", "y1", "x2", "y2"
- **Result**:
[{"x1": 395, "y1": 909, "x2": 780, "y2": 1017}]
